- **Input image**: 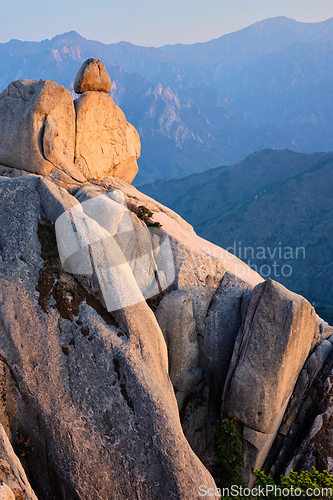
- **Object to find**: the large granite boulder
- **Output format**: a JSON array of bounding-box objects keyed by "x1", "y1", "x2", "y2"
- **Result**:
[
  {"x1": 222, "y1": 279, "x2": 317, "y2": 484},
  {"x1": 90, "y1": 175, "x2": 263, "y2": 465},
  {"x1": 0, "y1": 79, "x2": 84, "y2": 182},
  {"x1": 74, "y1": 58, "x2": 111, "y2": 94},
  {"x1": 0, "y1": 60, "x2": 140, "y2": 184},
  {"x1": 0, "y1": 174, "x2": 216, "y2": 499},
  {"x1": 74, "y1": 91, "x2": 140, "y2": 182},
  {"x1": 223, "y1": 279, "x2": 316, "y2": 434}
]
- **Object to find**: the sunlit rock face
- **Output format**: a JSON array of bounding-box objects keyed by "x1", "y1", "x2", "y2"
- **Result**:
[
  {"x1": 0, "y1": 79, "x2": 83, "y2": 180},
  {"x1": 74, "y1": 58, "x2": 111, "y2": 94},
  {"x1": 0, "y1": 59, "x2": 140, "y2": 184},
  {"x1": 73, "y1": 58, "x2": 140, "y2": 182},
  {"x1": 74, "y1": 91, "x2": 140, "y2": 182}
]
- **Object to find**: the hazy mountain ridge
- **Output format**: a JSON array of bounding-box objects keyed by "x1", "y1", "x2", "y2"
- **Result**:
[
  {"x1": 1, "y1": 17, "x2": 333, "y2": 182},
  {"x1": 140, "y1": 149, "x2": 333, "y2": 322}
]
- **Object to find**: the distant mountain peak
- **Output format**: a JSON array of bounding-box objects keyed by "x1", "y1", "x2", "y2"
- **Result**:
[{"x1": 50, "y1": 31, "x2": 86, "y2": 43}]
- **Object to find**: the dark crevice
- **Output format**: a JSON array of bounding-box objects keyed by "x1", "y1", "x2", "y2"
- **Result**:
[
  {"x1": 264, "y1": 349, "x2": 333, "y2": 477},
  {"x1": 113, "y1": 358, "x2": 135, "y2": 412},
  {"x1": 146, "y1": 283, "x2": 174, "y2": 312}
]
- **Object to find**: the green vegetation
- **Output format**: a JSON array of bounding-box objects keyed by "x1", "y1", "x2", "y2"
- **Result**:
[
  {"x1": 137, "y1": 205, "x2": 162, "y2": 227},
  {"x1": 213, "y1": 419, "x2": 333, "y2": 500},
  {"x1": 253, "y1": 468, "x2": 333, "y2": 499},
  {"x1": 213, "y1": 419, "x2": 246, "y2": 491}
]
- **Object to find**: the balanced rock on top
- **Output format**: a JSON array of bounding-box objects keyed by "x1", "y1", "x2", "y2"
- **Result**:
[
  {"x1": 74, "y1": 58, "x2": 111, "y2": 94},
  {"x1": 74, "y1": 59, "x2": 140, "y2": 183}
]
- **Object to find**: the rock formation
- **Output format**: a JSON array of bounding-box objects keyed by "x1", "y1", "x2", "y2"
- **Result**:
[
  {"x1": 0, "y1": 79, "x2": 84, "y2": 181},
  {"x1": 74, "y1": 58, "x2": 111, "y2": 94},
  {"x1": 0, "y1": 60, "x2": 332, "y2": 499},
  {"x1": 74, "y1": 91, "x2": 140, "y2": 182},
  {"x1": 73, "y1": 58, "x2": 140, "y2": 182},
  {"x1": 0, "y1": 175, "x2": 216, "y2": 499},
  {"x1": 222, "y1": 280, "x2": 317, "y2": 483},
  {"x1": 0, "y1": 60, "x2": 140, "y2": 184}
]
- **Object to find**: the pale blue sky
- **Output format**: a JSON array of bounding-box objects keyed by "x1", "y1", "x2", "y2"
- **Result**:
[{"x1": 2, "y1": 0, "x2": 333, "y2": 46}]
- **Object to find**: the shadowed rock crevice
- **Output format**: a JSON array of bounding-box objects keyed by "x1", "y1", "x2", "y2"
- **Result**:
[
  {"x1": 264, "y1": 341, "x2": 333, "y2": 478},
  {"x1": 113, "y1": 357, "x2": 135, "y2": 412}
]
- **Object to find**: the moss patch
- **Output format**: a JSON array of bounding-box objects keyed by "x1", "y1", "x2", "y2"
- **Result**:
[
  {"x1": 36, "y1": 219, "x2": 120, "y2": 328},
  {"x1": 13, "y1": 431, "x2": 35, "y2": 478}
]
